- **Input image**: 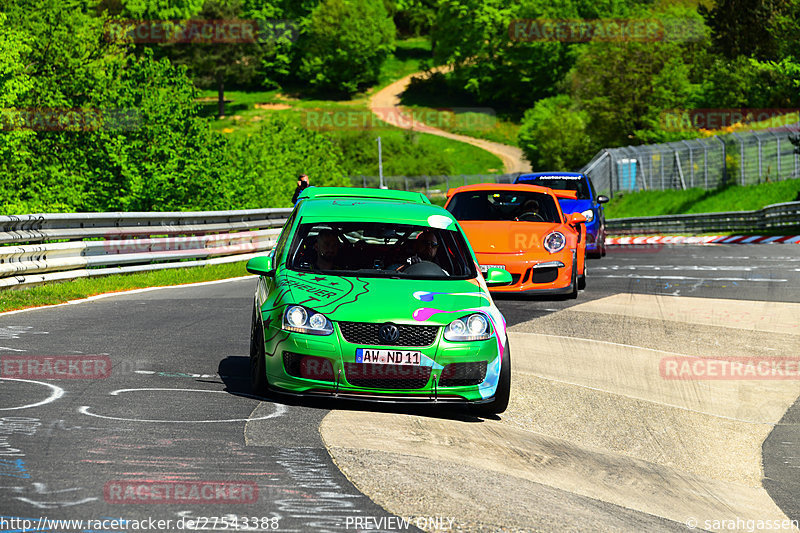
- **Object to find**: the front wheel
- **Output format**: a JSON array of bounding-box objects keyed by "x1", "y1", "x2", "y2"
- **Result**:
[
  {"x1": 471, "y1": 345, "x2": 511, "y2": 416},
  {"x1": 567, "y1": 262, "x2": 578, "y2": 299},
  {"x1": 578, "y1": 262, "x2": 586, "y2": 290},
  {"x1": 250, "y1": 302, "x2": 269, "y2": 397}
]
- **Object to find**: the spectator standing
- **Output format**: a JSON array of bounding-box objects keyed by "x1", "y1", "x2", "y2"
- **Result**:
[{"x1": 292, "y1": 174, "x2": 310, "y2": 204}]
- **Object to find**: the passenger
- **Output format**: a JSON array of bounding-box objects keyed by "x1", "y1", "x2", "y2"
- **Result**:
[{"x1": 313, "y1": 229, "x2": 346, "y2": 271}]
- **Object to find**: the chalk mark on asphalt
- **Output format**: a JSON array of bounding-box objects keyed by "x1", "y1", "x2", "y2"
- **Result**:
[
  {"x1": 79, "y1": 388, "x2": 287, "y2": 423},
  {"x1": 0, "y1": 378, "x2": 65, "y2": 411}
]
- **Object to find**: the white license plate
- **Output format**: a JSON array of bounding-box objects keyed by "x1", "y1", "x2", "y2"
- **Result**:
[
  {"x1": 355, "y1": 349, "x2": 421, "y2": 366},
  {"x1": 479, "y1": 264, "x2": 506, "y2": 273}
]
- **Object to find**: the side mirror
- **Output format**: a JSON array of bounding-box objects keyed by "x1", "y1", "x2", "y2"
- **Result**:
[
  {"x1": 597, "y1": 195, "x2": 609, "y2": 204},
  {"x1": 485, "y1": 267, "x2": 513, "y2": 287},
  {"x1": 246, "y1": 256, "x2": 275, "y2": 276},
  {"x1": 568, "y1": 213, "x2": 587, "y2": 225}
]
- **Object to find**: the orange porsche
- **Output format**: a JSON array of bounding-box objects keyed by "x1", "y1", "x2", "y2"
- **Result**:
[{"x1": 444, "y1": 183, "x2": 587, "y2": 298}]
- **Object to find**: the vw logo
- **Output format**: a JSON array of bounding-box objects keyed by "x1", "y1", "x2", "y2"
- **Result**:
[{"x1": 378, "y1": 324, "x2": 400, "y2": 344}]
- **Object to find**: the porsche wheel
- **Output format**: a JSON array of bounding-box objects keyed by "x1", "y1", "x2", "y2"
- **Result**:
[
  {"x1": 567, "y1": 263, "x2": 578, "y2": 299},
  {"x1": 250, "y1": 302, "x2": 269, "y2": 397}
]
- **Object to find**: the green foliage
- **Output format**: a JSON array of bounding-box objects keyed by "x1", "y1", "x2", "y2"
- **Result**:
[
  {"x1": 325, "y1": 129, "x2": 504, "y2": 176},
  {"x1": 111, "y1": 0, "x2": 205, "y2": 18},
  {"x1": 517, "y1": 95, "x2": 593, "y2": 170},
  {"x1": 697, "y1": 56, "x2": 800, "y2": 108},
  {"x1": 699, "y1": 0, "x2": 800, "y2": 61},
  {"x1": 230, "y1": 118, "x2": 350, "y2": 207},
  {"x1": 388, "y1": 0, "x2": 438, "y2": 36},
  {"x1": 568, "y1": 34, "x2": 699, "y2": 147},
  {"x1": 295, "y1": 0, "x2": 396, "y2": 95},
  {"x1": 0, "y1": 1, "x2": 349, "y2": 214}
]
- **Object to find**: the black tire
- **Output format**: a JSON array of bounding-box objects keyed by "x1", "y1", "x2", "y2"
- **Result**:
[
  {"x1": 601, "y1": 242, "x2": 607, "y2": 257},
  {"x1": 472, "y1": 345, "x2": 511, "y2": 416},
  {"x1": 567, "y1": 263, "x2": 578, "y2": 299},
  {"x1": 577, "y1": 262, "x2": 586, "y2": 290},
  {"x1": 250, "y1": 302, "x2": 269, "y2": 397}
]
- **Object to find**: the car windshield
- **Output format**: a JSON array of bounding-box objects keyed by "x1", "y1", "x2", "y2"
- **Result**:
[
  {"x1": 520, "y1": 176, "x2": 591, "y2": 200},
  {"x1": 446, "y1": 191, "x2": 562, "y2": 223},
  {"x1": 287, "y1": 222, "x2": 477, "y2": 279}
]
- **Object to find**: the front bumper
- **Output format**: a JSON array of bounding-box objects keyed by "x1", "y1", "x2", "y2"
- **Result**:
[
  {"x1": 477, "y1": 251, "x2": 575, "y2": 293},
  {"x1": 263, "y1": 323, "x2": 503, "y2": 403}
]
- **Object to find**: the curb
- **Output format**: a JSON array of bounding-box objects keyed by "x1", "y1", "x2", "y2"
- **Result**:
[{"x1": 607, "y1": 235, "x2": 800, "y2": 245}]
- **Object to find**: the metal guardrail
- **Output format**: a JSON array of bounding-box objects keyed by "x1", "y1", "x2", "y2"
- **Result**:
[
  {"x1": 606, "y1": 201, "x2": 800, "y2": 235},
  {"x1": 0, "y1": 209, "x2": 292, "y2": 289}
]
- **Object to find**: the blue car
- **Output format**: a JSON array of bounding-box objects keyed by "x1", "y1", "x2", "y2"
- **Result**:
[{"x1": 514, "y1": 172, "x2": 609, "y2": 257}]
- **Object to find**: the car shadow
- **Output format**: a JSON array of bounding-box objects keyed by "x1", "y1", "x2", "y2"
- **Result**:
[{"x1": 217, "y1": 355, "x2": 488, "y2": 423}]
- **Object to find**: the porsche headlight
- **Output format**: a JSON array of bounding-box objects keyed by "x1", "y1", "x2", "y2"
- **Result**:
[
  {"x1": 445, "y1": 313, "x2": 491, "y2": 341},
  {"x1": 282, "y1": 305, "x2": 333, "y2": 335},
  {"x1": 543, "y1": 231, "x2": 566, "y2": 253},
  {"x1": 580, "y1": 209, "x2": 594, "y2": 222}
]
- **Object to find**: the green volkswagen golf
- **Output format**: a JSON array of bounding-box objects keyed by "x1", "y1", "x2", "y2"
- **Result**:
[{"x1": 246, "y1": 187, "x2": 513, "y2": 414}]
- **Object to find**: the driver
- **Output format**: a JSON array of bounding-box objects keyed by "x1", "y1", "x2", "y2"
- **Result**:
[
  {"x1": 516, "y1": 199, "x2": 542, "y2": 221},
  {"x1": 398, "y1": 230, "x2": 446, "y2": 273},
  {"x1": 414, "y1": 230, "x2": 439, "y2": 262}
]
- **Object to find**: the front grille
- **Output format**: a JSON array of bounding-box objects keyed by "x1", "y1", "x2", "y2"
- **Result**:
[
  {"x1": 510, "y1": 273, "x2": 522, "y2": 285},
  {"x1": 439, "y1": 361, "x2": 487, "y2": 387},
  {"x1": 283, "y1": 351, "x2": 303, "y2": 378},
  {"x1": 532, "y1": 267, "x2": 559, "y2": 284},
  {"x1": 283, "y1": 351, "x2": 334, "y2": 382},
  {"x1": 338, "y1": 322, "x2": 439, "y2": 347},
  {"x1": 521, "y1": 268, "x2": 531, "y2": 284},
  {"x1": 344, "y1": 363, "x2": 431, "y2": 389}
]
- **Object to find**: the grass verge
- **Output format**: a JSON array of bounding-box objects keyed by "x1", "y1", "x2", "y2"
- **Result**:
[
  {"x1": 605, "y1": 178, "x2": 800, "y2": 218},
  {"x1": 0, "y1": 261, "x2": 251, "y2": 314}
]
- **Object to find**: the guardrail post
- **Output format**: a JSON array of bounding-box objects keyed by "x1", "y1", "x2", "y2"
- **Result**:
[
  {"x1": 757, "y1": 134, "x2": 763, "y2": 183},
  {"x1": 713, "y1": 136, "x2": 726, "y2": 187}
]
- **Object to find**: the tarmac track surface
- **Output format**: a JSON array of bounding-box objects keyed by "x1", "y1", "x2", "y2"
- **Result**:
[{"x1": 0, "y1": 244, "x2": 799, "y2": 532}]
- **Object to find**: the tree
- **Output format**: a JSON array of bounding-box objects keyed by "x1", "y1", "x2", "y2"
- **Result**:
[
  {"x1": 517, "y1": 95, "x2": 593, "y2": 170},
  {"x1": 698, "y1": 0, "x2": 797, "y2": 61},
  {"x1": 295, "y1": 0, "x2": 395, "y2": 95},
  {"x1": 161, "y1": 0, "x2": 263, "y2": 117},
  {"x1": 567, "y1": 38, "x2": 698, "y2": 147}
]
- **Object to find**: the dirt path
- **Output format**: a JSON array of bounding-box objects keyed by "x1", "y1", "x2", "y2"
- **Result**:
[{"x1": 369, "y1": 67, "x2": 532, "y2": 174}]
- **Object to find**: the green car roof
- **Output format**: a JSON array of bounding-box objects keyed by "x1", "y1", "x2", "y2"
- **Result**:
[
  {"x1": 298, "y1": 197, "x2": 458, "y2": 229},
  {"x1": 297, "y1": 186, "x2": 431, "y2": 204}
]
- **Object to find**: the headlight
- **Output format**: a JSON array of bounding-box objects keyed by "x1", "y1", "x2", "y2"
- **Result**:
[
  {"x1": 444, "y1": 313, "x2": 491, "y2": 341},
  {"x1": 543, "y1": 231, "x2": 566, "y2": 253},
  {"x1": 580, "y1": 209, "x2": 594, "y2": 222},
  {"x1": 282, "y1": 305, "x2": 333, "y2": 335}
]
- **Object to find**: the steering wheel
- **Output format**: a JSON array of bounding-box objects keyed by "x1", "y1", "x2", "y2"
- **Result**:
[
  {"x1": 515, "y1": 212, "x2": 545, "y2": 222},
  {"x1": 397, "y1": 260, "x2": 447, "y2": 276}
]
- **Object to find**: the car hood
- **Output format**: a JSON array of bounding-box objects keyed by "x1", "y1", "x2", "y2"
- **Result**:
[
  {"x1": 277, "y1": 270, "x2": 493, "y2": 325},
  {"x1": 557, "y1": 198, "x2": 592, "y2": 215},
  {"x1": 459, "y1": 220, "x2": 564, "y2": 253}
]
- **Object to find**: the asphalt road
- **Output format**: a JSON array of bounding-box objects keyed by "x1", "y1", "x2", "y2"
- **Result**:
[{"x1": 0, "y1": 244, "x2": 798, "y2": 532}]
